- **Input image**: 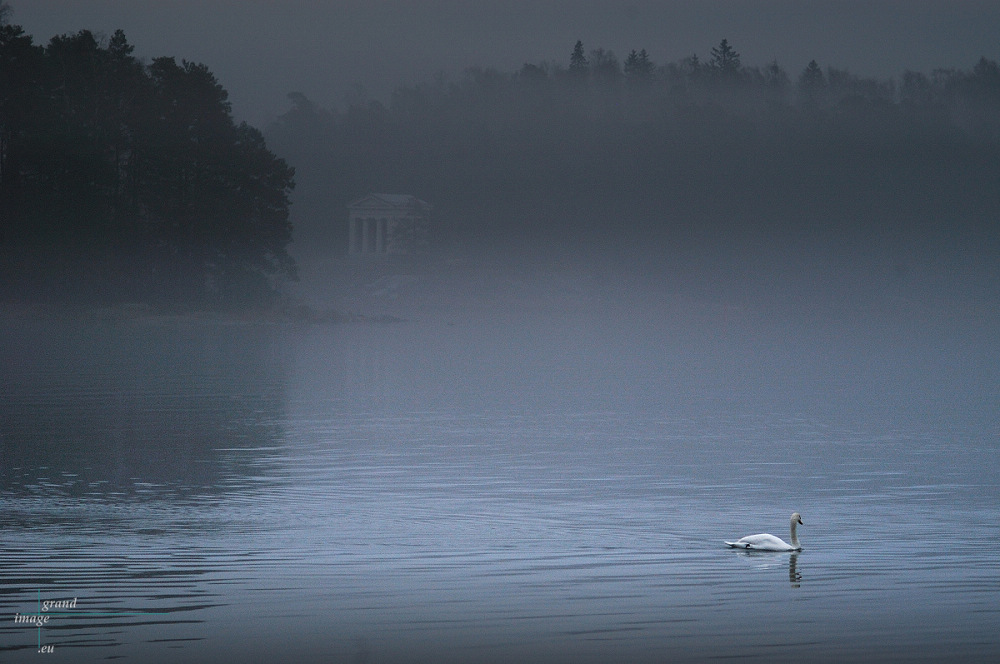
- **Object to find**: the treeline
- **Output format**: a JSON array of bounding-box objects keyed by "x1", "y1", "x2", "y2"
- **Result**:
[
  {"x1": 267, "y1": 39, "x2": 1000, "y2": 254},
  {"x1": 0, "y1": 18, "x2": 295, "y2": 306}
]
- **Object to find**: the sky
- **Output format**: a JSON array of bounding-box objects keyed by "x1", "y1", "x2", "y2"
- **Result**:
[{"x1": 8, "y1": 1, "x2": 1000, "y2": 127}]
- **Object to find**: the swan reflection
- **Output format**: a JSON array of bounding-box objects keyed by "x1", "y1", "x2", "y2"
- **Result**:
[
  {"x1": 789, "y1": 553, "x2": 801, "y2": 587},
  {"x1": 731, "y1": 550, "x2": 802, "y2": 587}
]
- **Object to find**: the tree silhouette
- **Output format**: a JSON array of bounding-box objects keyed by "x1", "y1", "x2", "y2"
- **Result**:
[
  {"x1": 798, "y1": 60, "x2": 826, "y2": 109},
  {"x1": 0, "y1": 23, "x2": 294, "y2": 305},
  {"x1": 624, "y1": 49, "x2": 654, "y2": 83},
  {"x1": 764, "y1": 59, "x2": 790, "y2": 107},
  {"x1": 709, "y1": 39, "x2": 741, "y2": 79},
  {"x1": 800, "y1": 60, "x2": 825, "y2": 87},
  {"x1": 569, "y1": 40, "x2": 588, "y2": 76}
]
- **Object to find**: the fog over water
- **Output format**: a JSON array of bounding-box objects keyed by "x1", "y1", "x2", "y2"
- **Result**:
[
  {"x1": 2, "y1": 271, "x2": 999, "y2": 661},
  {"x1": 2, "y1": 2, "x2": 1000, "y2": 662}
]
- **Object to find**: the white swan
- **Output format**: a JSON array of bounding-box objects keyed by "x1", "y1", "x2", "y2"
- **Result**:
[{"x1": 725, "y1": 513, "x2": 803, "y2": 551}]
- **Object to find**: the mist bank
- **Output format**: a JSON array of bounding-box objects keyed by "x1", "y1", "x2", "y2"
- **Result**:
[{"x1": 268, "y1": 41, "x2": 1000, "y2": 272}]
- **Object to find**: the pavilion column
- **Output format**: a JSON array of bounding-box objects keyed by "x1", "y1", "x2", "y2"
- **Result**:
[
  {"x1": 361, "y1": 218, "x2": 370, "y2": 253},
  {"x1": 348, "y1": 216, "x2": 357, "y2": 254},
  {"x1": 376, "y1": 218, "x2": 386, "y2": 253}
]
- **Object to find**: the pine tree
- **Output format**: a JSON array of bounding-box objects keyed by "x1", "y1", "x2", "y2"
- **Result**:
[
  {"x1": 709, "y1": 39, "x2": 741, "y2": 80},
  {"x1": 569, "y1": 40, "x2": 588, "y2": 76},
  {"x1": 798, "y1": 59, "x2": 825, "y2": 109},
  {"x1": 800, "y1": 59, "x2": 825, "y2": 87},
  {"x1": 624, "y1": 49, "x2": 654, "y2": 82}
]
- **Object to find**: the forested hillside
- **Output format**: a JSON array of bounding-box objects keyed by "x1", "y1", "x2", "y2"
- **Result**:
[
  {"x1": 0, "y1": 18, "x2": 295, "y2": 306},
  {"x1": 267, "y1": 39, "x2": 1000, "y2": 260}
]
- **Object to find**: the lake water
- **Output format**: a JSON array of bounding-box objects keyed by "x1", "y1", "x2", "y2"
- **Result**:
[{"x1": 2, "y1": 310, "x2": 999, "y2": 663}]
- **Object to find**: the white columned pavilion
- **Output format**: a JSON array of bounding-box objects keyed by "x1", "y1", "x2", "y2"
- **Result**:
[{"x1": 346, "y1": 194, "x2": 432, "y2": 256}]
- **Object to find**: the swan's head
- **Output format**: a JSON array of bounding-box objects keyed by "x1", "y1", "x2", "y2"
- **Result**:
[{"x1": 791, "y1": 512, "x2": 803, "y2": 525}]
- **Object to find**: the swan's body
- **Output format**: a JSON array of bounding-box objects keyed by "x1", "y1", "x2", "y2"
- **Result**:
[{"x1": 725, "y1": 513, "x2": 802, "y2": 551}]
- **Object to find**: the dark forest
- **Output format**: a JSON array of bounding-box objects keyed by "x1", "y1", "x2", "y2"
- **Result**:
[
  {"x1": 268, "y1": 39, "x2": 1000, "y2": 274},
  {"x1": 0, "y1": 19, "x2": 295, "y2": 307},
  {"x1": 2, "y1": 16, "x2": 999, "y2": 307}
]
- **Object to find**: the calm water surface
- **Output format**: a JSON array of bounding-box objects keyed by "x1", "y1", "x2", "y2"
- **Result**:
[{"x1": 2, "y1": 318, "x2": 999, "y2": 663}]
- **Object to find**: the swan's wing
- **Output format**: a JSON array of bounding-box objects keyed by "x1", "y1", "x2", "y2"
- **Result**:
[{"x1": 726, "y1": 533, "x2": 794, "y2": 551}]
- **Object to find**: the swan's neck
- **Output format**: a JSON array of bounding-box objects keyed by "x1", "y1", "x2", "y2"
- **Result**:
[{"x1": 789, "y1": 519, "x2": 800, "y2": 548}]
